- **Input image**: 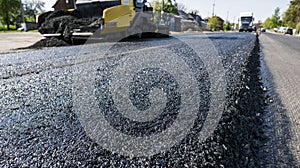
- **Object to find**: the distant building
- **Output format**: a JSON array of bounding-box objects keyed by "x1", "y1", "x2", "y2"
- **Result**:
[
  {"x1": 190, "y1": 13, "x2": 209, "y2": 31},
  {"x1": 216, "y1": 16, "x2": 224, "y2": 30},
  {"x1": 169, "y1": 14, "x2": 182, "y2": 32},
  {"x1": 178, "y1": 10, "x2": 195, "y2": 21},
  {"x1": 53, "y1": 0, "x2": 76, "y2": 11},
  {"x1": 177, "y1": 10, "x2": 198, "y2": 31}
]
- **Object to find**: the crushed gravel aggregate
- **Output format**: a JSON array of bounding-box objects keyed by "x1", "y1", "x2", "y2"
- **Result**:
[{"x1": 0, "y1": 33, "x2": 269, "y2": 167}]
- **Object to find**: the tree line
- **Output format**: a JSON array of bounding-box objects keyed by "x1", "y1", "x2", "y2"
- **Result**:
[
  {"x1": 0, "y1": 0, "x2": 44, "y2": 30},
  {"x1": 0, "y1": 0, "x2": 218, "y2": 31},
  {"x1": 263, "y1": 0, "x2": 300, "y2": 31},
  {"x1": 0, "y1": 0, "x2": 194, "y2": 31}
]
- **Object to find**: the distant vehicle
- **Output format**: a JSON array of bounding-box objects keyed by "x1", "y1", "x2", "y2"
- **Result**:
[
  {"x1": 284, "y1": 28, "x2": 293, "y2": 35},
  {"x1": 261, "y1": 28, "x2": 266, "y2": 32},
  {"x1": 273, "y1": 28, "x2": 278, "y2": 32},
  {"x1": 278, "y1": 27, "x2": 287, "y2": 33},
  {"x1": 238, "y1": 12, "x2": 255, "y2": 32}
]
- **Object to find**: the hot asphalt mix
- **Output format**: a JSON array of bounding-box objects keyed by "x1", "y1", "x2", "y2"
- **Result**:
[{"x1": 0, "y1": 32, "x2": 296, "y2": 167}]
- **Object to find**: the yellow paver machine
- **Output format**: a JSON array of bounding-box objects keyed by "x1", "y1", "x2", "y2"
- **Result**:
[{"x1": 38, "y1": 0, "x2": 170, "y2": 43}]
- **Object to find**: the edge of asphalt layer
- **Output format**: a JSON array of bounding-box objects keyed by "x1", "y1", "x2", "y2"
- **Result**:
[
  {"x1": 259, "y1": 40, "x2": 296, "y2": 167},
  {"x1": 0, "y1": 34, "x2": 281, "y2": 167},
  {"x1": 215, "y1": 35, "x2": 266, "y2": 167}
]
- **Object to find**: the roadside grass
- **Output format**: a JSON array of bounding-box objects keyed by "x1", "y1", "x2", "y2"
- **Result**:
[
  {"x1": 0, "y1": 24, "x2": 16, "y2": 30},
  {"x1": 28, "y1": 30, "x2": 38, "y2": 32},
  {"x1": 0, "y1": 30, "x2": 22, "y2": 33},
  {"x1": 0, "y1": 24, "x2": 38, "y2": 33},
  {"x1": 0, "y1": 24, "x2": 19, "y2": 33},
  {"x1": 0, "y1": 25, "x2": 38, "y2": 33}
]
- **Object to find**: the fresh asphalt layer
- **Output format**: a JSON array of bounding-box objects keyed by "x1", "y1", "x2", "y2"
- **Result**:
[{"x1": 0, "y1": 32, "x2": 293, "y2": 167}]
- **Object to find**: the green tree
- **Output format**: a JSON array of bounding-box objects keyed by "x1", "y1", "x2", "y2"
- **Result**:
[
  {"x1": 224, "y1": 22, "x2": 231, "y2": 31},
  {"x1": 24, "y1": 0, "x2": 45, "y2": 22},
  {"x1": 208, "y1": 16, "x2": 221, "y2": 31},
  {"x1": 283, "y1": 0, "x2": 300, "y2": 28},
  {"x1": 296, "y1": 22, "x2": 300, "y2": 34},
  {"x1": 151, "y1": 0, "x2": 178, "y2": 15},
  {"x1": 0, "y1": 0, "x2": 20, "y2": 30},
  {"x1": 263, "y1": 8, "x2": 281, "y2": 29},
  {"x1": 151, "y1": 0, "x2": 162, "y2": 11},
  {"x1": 263, "y1": 17, "x2": 272, "y2": 28},
  {"x1": 271, "y1": 7, "x2": 281, "y2": 27},
  {"x1": 163, "y1": 0, "x2": 178, "y2": 15}
]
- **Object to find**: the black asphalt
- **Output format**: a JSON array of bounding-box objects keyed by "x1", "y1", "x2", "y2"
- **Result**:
[{"x1": 0, "y1": 33, "x2": 266, "y2": 167}]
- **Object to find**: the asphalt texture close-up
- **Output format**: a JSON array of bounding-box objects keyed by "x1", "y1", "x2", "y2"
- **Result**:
[
  {"x1": 0, "y1": 32, "x2": 277, "y2": 167},
  {"x1": 259, "y1": 33, "x2": 300, "y2": 167}
]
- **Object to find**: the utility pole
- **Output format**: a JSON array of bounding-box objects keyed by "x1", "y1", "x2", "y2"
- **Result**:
[
  {"x1": 233, "y1": 16, "x2": 236, "y2": 28},
  {"x1": 20, "y1": 0, "x2": 25, "y2": 23},
  {"x1": 160, "y1": 0, "x2": 165, "y2": 24},
  {"x1": 212, "y1": 0, "x2": 215, "y2": 17},
  {"x1": 226, "y1": 11, "x2": 229, "y2": 22},
  {"x1": 19, "y1": 0, "x2": 27, "y2": 31}
]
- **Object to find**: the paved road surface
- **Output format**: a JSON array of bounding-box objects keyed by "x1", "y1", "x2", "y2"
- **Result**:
[
  {"x1": 260, "y1": 33, "x2": 300, "y2": 166},
  {"x1": 0, "y1": 32, "x2": 44, "y2": 53},
  {"x1": 0, "y1": 33, "x2": 265, "y2": 167}
]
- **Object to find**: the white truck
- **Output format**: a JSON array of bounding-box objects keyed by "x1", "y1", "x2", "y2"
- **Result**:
[{"x1": 238, "y1": 12, "x2": 255, "y2": 32}]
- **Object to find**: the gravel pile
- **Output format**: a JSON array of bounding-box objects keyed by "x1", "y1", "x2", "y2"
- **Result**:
[
  {"x1": 0, "y1": 34, "x2": 267, "y2": 167},
  {"x1": 26, "y1": 37, "x2": 71, "y2": 49},
  {"x1": 23, "y1": 11, "x2": 91, "y2": 49}
]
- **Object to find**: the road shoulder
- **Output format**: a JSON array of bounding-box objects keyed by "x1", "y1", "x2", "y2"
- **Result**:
[
  {"x1": 0, "y1": 32, "x2": 44, "y2": 54},
  {"x1": 260, "y1": 33, "x2": 300, "y2": 166}
]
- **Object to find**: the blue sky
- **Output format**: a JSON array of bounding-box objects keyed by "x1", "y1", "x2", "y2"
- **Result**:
[
  {"x1": 44, "y1": 0, "x2": 290, "y2": 23},
  {"x1": 176, "y1": 0, "x2": 290, "y2": 23}
]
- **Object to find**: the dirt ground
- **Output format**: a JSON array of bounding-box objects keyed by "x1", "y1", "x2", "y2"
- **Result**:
[{"x1": 0, "y1": 32, "x2": 44, "y2": 54}]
